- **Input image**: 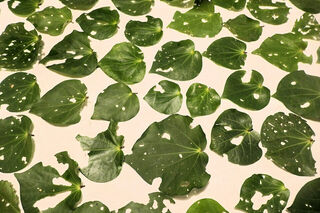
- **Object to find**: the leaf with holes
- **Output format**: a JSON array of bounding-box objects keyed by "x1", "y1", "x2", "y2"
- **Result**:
[
  {"x1": 150, "y1": 40, "x2": 202, "y2": 81},
  {"x1": 30, "y1": 80, "x2": 87, "y2": 126},
  {"x1": 212, "y1": 0, "x2": 246, "y2": 11},
  {"x1": 261, "y1": 112, "x2": 316, "y2": 176},
  {"x1": 0, "y1": 22, "x2": 41, "y2": 71},
  {"x1": 74, "y1": 202, "x2": 110, "y2": 213},
  {"x1": 0, "y1": 180, "x2": 20, "y2": 213},
  {"x1": 292, "y1": 13, "x2": 320, "y2": 41},
  {"x1": 59, "y1": 0, "x2": 98, "y2": 10},
  {"x1": 126, "y1": 114, "x2": 210, "y2": 195},
  {"x1": 8, "y1": 0, "x2": 42, "y2": 17},
  {"x1": 235, "y1": 174, "x2": 290, "y2": 213},
  {"x1": 186, "y1": 83, "x2": 221, "y2": 117},
  {"x1": 210, "y1": 109, "x2": 262, "y2": 165},
  {"x1": 289, "y1": 0, "x2": 320, "y2": 14},
  {"x1": 125, "y1": 16, "x2": 163, "y2": 46},
  {"x1": 92, "y1": 83, "x2": 139, "y2": 122},
  {"x1": 161, "y1": 0, "x2": 195, "y2": 8},
  {"x1": 15, "y1": 151, "x2": 82, "y2": 213},
  {"x1": 187, "y1": 199, "x2": 228, "y2": 213},
  {"x1": 76, "y1": 7, "x2": 119, "y2": 40},
  {"x1": 99, "y1": 42, "x2": 146, "y2": 84},
  {"x1": 222, "y1": 70, "x2": 270, "y2": 110},
  {"x1": 111, "y1": 0, "x2": 154, "y2": 16},
  {"x1": 0, "y1": 72, "x2": 40, "y2": 112}
]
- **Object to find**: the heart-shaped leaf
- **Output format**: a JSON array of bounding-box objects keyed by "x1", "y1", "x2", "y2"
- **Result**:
[
  {"x1": 111, "y1": 0, "x2": 154, "y2": 16},
  {"x1": 289, "y1": 0, "x2": 320, "y2": 14},
  {"x1": 292, "y1": 13, "x2": 320, "y2": 41},
  {"x1": 74, "y1": 202, "x2": 110, "y2": 213},
  {"x1": 0, "y1": 180, "x2": 20, "y2": 213},
  {"x1": 8, "y1": 0, "x2": 42, "y2": 17},
  {"x1": 126, "y1": 114, "x2": 210, "y2": 195},
  {"x1": 59, "y1": 0, "x2": 98, "y2": 10},
  {"x1": 161, "y1": 0, "x2": 194, "y2": 8},
  {"x1": 212, "y1": 0, "x2": 246, "y2": 11},
  {"x1": 187, "y1": 199, "x2": 228, "y2": 213}
]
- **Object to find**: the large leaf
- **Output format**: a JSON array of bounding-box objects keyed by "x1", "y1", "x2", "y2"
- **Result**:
[
  {"x1": 0, "y1": 22, "x2": 41, "y2": 71},
  {"x1": 0, "y1": 116, "x2": 34, "y2": 173},
  {"x1": 261, "y1": 112, "x2": 316, "y2": 176},
  {"x1": 111, "y1": 0, "x2": 154, "y2": 16},
  {"x1": 187, "y1": 199, "x2": 228, "y2": 213},
  {"x1": 186, "y1": 83, "x2": 221, "y2": 117},
  {"x1": 0, "y1": 180, "x2": 20, "y2": 213},
  {"x1": 203, "y1": 37, "x2": 247, "y2": 70},
  {"x1": 168, "y1": 0, "x2": 223, "y2": 38},
  {"x1": 30, "y1": 80, "x2": 87, "y2": 126},
  {"x1": 161, "y1": 0, "x2": 194, "y2": 8},
  {"x1": 150, "y1": 40, "x2": 202, "y2": 81},
  {"x1": 74, "y1": 201, "x2": 110, "y2": 213},
  {"x1": 273, "y1": 71, "x2": 320, "y2": 121},
  {"x1": 92, "y1": 83, "x2": 139, "y2": 122},
  {"x1": 289, "y1": 0, "x2": 320, "y2": 14},
  {"x1": 0, "y1": 72, "x2": 40, "y2": 112},
  {"x1": 292, "y1": 13, "x2": 320, "y2": 41},
  {"x1": 76, "y1": 121, "x2": 124, "y2": 183},
  {"x1": 8, "y1": 0, "x2": 42, "y2": 17},
  {"x1": 210, "y1": 109, "x2": 262, "y2": 165},
  {"x1": 253, "y1": 33, "x2": 312, "y2": 72},
  {"x1": 40, "y1": 31, "x2": 98, "y2": 78},
  {"x1": 222, "y1": 70, "x2": 270, "y2": 110},
  {"x1": 99, "y1": 42, "x2": 146, "y2": 84},
  {"x1": 125, "y1": 16, "x2": 163, "y2": 46},
  {"x1": 126, "y1": 114, "x2": 210, "y2": 195},
  {"x1": 212, "y1": 0, "x2": 246, "y2": 11},
  {"x1": 235, "y1": 174, "x2": 290, "y2": 213},
  {"x1": 59, "y1": 0, "x2": 98, "y2": 10},
  {"x1": 76, "y1": 7, "x2": 119, "y2": 40}
]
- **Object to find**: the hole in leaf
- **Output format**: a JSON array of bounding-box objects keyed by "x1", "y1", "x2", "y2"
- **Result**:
[
  {"x1": 231, "y1": 135, "x2": 243, "y2": 146},
  {"x1": 161, "y1": 133, "x2": 170, "y2": 140},
  {"x1": 300, "y1": 102, "x2": 310, "y2": 108},
  {"x1": 251, "y1": 192, "x2": 273, "y2": 210}
]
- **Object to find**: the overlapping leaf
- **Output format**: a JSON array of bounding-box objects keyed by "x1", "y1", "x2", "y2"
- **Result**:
[
  {"x1": 187, "y1": 199, "x2": 228, "y2": 213},
  {"x1": 292, "y1": 13, "x2": 320, "y2": 41},
  {"x1": 212, "y1": 0, "x2": 246, "y2": 11},
  {"x1": 0, "y1": 180, "x2": 20, "y2": 213},
  {"x1": 59, "y1": 0, "x2": 98, "y2": 10},
  {"x1": 111, "y1": 0, "x2": 154, "y2": 16},
  {"x1": 289, "y1": 0, "x2": 320, "y2": 14},
  {"x1": 8, "y1": 0, "x2": 42, "y2": 17}
]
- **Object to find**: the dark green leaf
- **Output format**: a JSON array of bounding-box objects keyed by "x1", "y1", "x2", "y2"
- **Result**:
[
  {"x1": 59, "y1": 0, "x2": 98, "y2": 10},
  {"x1": 212, "y1": 0, "x2": 246, "y2": 11},
  {"x1": 111, "y1": 0, "x2": 154, "y2": 16},
  {"x1": 0, "y1": 180, "x2": 20, "y2": 213},
  {"x1": 74, "y1": 202, "x2": 110, "y2": 213},
  {"x1": 292, "y1": 13, "x2": 320, "y2": 41},
  {"x1": 187, "y1": 199, "x2": 228, "y2": 213},
  {"x1": 161, "y1": 0, "x2": 195, "y2": 8},
  {"x1": 8, "y1": 0, "x2": 42, "y2": 17},
  {"x1": 289, "y1": 0, "x2": 320, "y2": 14}
]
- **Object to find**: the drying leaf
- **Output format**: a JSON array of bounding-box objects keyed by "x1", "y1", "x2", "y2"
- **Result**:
[
  {"x1": 59, "y1": 0, "x2": 98, "y2": 10},
  {"x1": 187, "y1": 199, "x2": 228, "y2": 213},
  {"x1": 8, "y1": 0, "x2": 42, "y2": 17},
  {"x1": 111, "y1": 0, "x2": 154, "y2": 16},
  {"x1": 292, "y1": 13, "x2": 320, "y2": 41},
  {"x1": 0, "y1": 180, "x2": 20, "y2": 213}
]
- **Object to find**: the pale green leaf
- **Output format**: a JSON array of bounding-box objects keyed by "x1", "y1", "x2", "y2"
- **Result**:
[
  {"x1": 187, "y1": 199, "x2": 228, "y2": 213},
  {"x1": 0, "y1": 180, "x2": 20, "y2": 213},
  {"x1": 212, "y1": 0, "x2": 246, "y2": 11},
  {"x1": 8, "y1": 0, "x2": 42, "y2": 17},
  {"x1": 111, "y1": 0, "x2": 154, "y2": 16},
  {"x1": 74, "y1": 202, "x2": 110, "y2": 213},
  {"x1": 292, "y1": 13, "x2": 320, "y2": 41}
]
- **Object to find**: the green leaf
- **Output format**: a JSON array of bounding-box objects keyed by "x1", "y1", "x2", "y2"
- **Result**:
[
  {"x1": 92, "y1": 83, "x2": 139, "y2": 122},
  {"x1": 74, "y1": 202, "x2": 110, "y2": 213},
  {"x1": 273, "y1": 71, "x2": 320, "y2": 121},
  {"x1": 247, "y1": 0, "x2": 290, "y2": 25},
  {"x1": 253, "y1": 33, "x2": 312, "y2": 72},
  {"x1": 59, "y1": 0, "x2": 98, "y2": 10},
  {"x1": 27, "y1": 6, "x2": 72, "y2": 36},
  {"x1": 292, "y1": 13, "x2": 320, "y2": 41},
  {"x1": 40, "y1": 31, "x2": 98, "y2": 78},
  {"x1": 187, "y1": 198, "x2": 228, "y2": 213},
  {"x1": 15, "y1": 151, "x2": 82, "y2": 213},
  {"x1": 161, "y1": 0, "x2": 195, "y2": 8},
  {"x1": 125, "y1": 16, "x2": 163, "y2": 46},
  {"x1": 0, "y1": 180, "x2": 20, "y2": 213},
  {"x1": 150, "y1": 40, "x2": 202, "y2": 81},
  {"x1": 203, "y1": 37, "x2": 247, "y2": 70},
  {"x1": 289, "y1": 0, "x2": 320, "y2": 14},
  {"x1": 144, "y1": 80, "x2": 182, "y2": 114},
  {"x1": 235, "y1": 174, "x2": 290, "y2": 213},
  {"x1": 8, "y1": 0, "x2": 42, "y2": 17},
  {"x1": 168, "y1": 0, "x2": 223, "y2": 38},
  {"x1": 318, "y1": 47, "x2": 320, "y2": 63},
  {"x1": 186, "y1": 83, "x2": 221, "y2": 117},
  {"x1": 210, "y1": 109, "x2": 262, "y2": 165},
  {"x1": 261, "y1": 112, "x2": 316, "y2": 176},
  {"x1": 76, "y1": 7, "x2": 119, "y2": 40},
  {"x1": 0, "y1": 22, "x2": 42, "y2": 71},
  {"x1": 30, "y1": 80, "x2": 87, "y2": 126},
  {"x1": 126, "y1": 114, "x2": 210, "y2": 196},
  {"x1": 111, "y1": 0, "x2": 154, "y2": 16},
  {"x1": 0, "y1": 116, "x2": 34, "y2": 173},
  {"x1": 0, "y1": 72, "x2": 40, "y2": 112},
  {"x1": 225, "y1": 15, "x2": 263, "y2": 42},
  {"x1": 99, "y1": 42, "x2": 146, "y2": 84},
  {"x1": 76, "y1": 121, "x2": 124, "y2": 183},
  {"x1": 212, "y1": 0, "x2": 246, "y2": 11},
  {"x1": 222, "y1": 70, "x2": 270, "y2": 110}
]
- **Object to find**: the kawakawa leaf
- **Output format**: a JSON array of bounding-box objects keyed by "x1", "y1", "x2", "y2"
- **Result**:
[
  {"x1": 76, "y1": 121, "x2": 124, "y2": 183},
  {"x1": 235, "y1": 174, "x2": 290, "y2": 213},
  {"x1": 161, "y1": 0, "x2": 194, "y2": 8},
  {"x1": 203, "y1": 37, "x2": 247, "y2": 70},
  {"x1": 292, "y1": 13, "x2": 320, "y2": 41},
  {"x1": 76, "y1": 7, "x2": 119, "y2": 40},
  {"x1": 225, "y1": 15, "x2": 263, "y2": 42},
  {"x1": 168, "y1": 0, "x2": 223, "y2": 38},
  {"x1": 59, "y1": 0, "x2": 98, "y2": 10},
  {"x1": 0, "y1": 180, "x2": 20, "y2": 213},
  {"x1": 30, "y1": 80, "x2": 87, "y2": 127},
  {"x1": 15, "y1": 151, "x2": 82, "y2": 213},
  {"x1": 74, "y1": 201, "x2": 110, "y2": 213},
  {"x1": 111, "y1": 0, "x2": 154, "y2": 16},
  {"x1": 186, "y1": 83, "x2": 221, "y2": 117},
  {"x1": 92, "y1": 83, "x2": 139, "y2": 122},
  {"x1": 0, "y1": 22, "x2": 42, "y2": 71},
  {"x1": 99, "y1": 42, "x2": 146, "y2": 84},
  {"x1": 0, "y1": 72, "x2": 40, "y2": 112},
  {"x1": 210, "y1": 109, "x2": 262, "y2": 165},
  {"x1": 8, "y1": 0, "x2": 42, "y2": 17},
  {"x1": 125, "y1": 16, "x2": 163, "y2": 46},
  {"x1": 126, "y1": 114, "x2": 210, "y2": 195},
  {"x1": 144, "y1": 80, "x2": 182, "y2": 115},
  {"x1": 27, "y1": 6, "x2": 72, "y2": 36},
  {"x1": 187, "y1": 199, "x2": 228, "y2": 213},
  {"x1": 253, "y1": 33, "x2": 312, "y2": 72},
  {"x1": 273, "y1": 71, "x2": 320, "y2": 121},
  {"x1": 40, "y1": 31, "x2": 98, "y2": 77},
  {"x1": 150, "y1": 40, "x2": 202, "y2": 81},
  {"x1": 261, "y1": 112, "x2": 316, "y2": 176},
  {"x1": 247, "y1": 0, "x2": 290, "y2": 25},
  {"x1": 222, "y1": 70, "x2": 270, "y2": 110},
  {"x1": 289, "y1": 0, "x2": 320, "y2": 14},
  {"x1": 212, "y1": 0, "x2": 246, "y2": 11},
  {"x1": 0, "y1": 116, "x2": 34, "y2": 173}
]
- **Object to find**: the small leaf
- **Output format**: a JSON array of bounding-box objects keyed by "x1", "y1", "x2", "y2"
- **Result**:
[
  {"x1": 292, "y1": 13, "x2": 320, "y2": 41},
  {"x1": 203, "y1": 37, "x2": 247, "y2": 70},
  {"x1": 0, "y1": 180, "x2": 20, "y2": 213},
  {"x1": 150, "y1": 40, "x2": 202, "y2": 81},
  {"x1": 125, "y1": 16, "x2": 163, "y2": 46},
  {"x1": 161, "y1": 0, "x2": 195, "y2": 8},
  {"x1": 92, "y1": 83, "x2": 139, "y2": 122},
  {"x1": 187, "y1": 199, "x2": 228, "y2": 213},
  {"x1": 261, "y1": 112, "x2": 316, "y2": 176},
  {"x1": 74, "y1": 201, "x2": 110, "y2": 213},
  {"x1": 289, "y1": 0, "x2": 320, "y2": 14},
  {"x1": 30, "y1": 80, "x2": 87, "y2": 126},
  {"x1": 212, "y1": 0, "x2": 246, "y2": 11},
  {"x1": 59, "y1": 0, "x2": 98, "y2": 10},
  {"x1": 186, "y1": 83, "x2": 221, "y2": 117},
  {"x1": 99, "y1": 42, "x2": 146, "y2": 84},
  {"x1": 144, "y1": 80, "x2": 183, "y2": 114},
  {"x1": 8, "y1": 0, "x2": 42, "y2": 17},
  {"x1": 76, "y1": 7, "x2": 119, "y2": 40},
  {"x1": 111, "y1": 0, "x2": 154, "y2": 16},
  {"x1": 210, "y1": 109, "x2": 262, "y2": 165}
]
